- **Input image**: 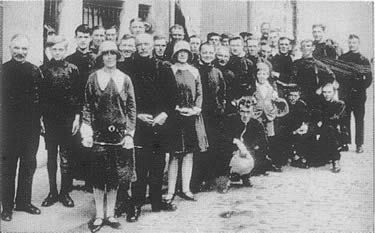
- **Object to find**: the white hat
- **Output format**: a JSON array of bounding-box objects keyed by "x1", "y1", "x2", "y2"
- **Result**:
[
  {"x1": 172, "y1": 40, "x2": 193, "y2": 62},
  {"x1": 99, "y1": 40, "x2": 120, "y2": 58}
]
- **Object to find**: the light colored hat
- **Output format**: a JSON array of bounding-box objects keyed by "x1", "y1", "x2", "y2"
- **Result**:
[
  {"x1": 99, "y1": 40, "x2": 120, "y2": 58},
  {"x1": 172, "y1": 40, "x2": 193, "y2": 62}
]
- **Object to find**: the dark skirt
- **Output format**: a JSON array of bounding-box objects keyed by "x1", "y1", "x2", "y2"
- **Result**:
[
  {"x1": 90, "y1": 145, "x2": 135, "y2": 190},
  {"x1": 172, "y1": 115, "x2": 199, "y2": 155}
]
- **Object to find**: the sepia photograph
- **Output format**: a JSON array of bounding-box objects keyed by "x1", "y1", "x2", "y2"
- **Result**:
[{"x1": 0, "y1": 0, "x2": 374, "y2": 232}]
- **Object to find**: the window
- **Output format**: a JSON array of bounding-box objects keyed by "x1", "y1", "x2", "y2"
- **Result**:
[
  {"x1": 82, "y1": 0, "x2": 123, "y2": 28},
  {"x1": 44, "y1": 0, "x2": 62, "y2": 33},
  {"x1": 138, "y1": 4, "x2": 150, "y2": 21}
]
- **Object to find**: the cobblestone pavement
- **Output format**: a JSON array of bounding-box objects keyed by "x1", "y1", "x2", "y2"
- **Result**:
[{"x1": 2, "y1": 89, "x2": 374, "y2": 233}]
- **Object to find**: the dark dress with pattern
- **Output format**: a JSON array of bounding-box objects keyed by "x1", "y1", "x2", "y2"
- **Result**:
[{"x1": 82, "y1": 69, "x2": 136, "y2": 190}]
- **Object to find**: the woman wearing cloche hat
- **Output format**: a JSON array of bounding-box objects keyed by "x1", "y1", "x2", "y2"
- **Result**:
[
  {"x1": 164, "y1": 40, "x2": 208, "y2": 202},
  {"x1": 81, "y1": 40, "x2": 137, "y2": 232}
]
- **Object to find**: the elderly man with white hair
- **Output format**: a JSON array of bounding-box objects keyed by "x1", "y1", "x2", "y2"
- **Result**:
[{"x1": 129, "y1": 33, "x2": 178, "y2": 221}]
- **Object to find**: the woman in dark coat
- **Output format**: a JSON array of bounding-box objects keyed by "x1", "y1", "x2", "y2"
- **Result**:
[{"x1": 164, "y1": 41, "x2": 208, "y2": 202}]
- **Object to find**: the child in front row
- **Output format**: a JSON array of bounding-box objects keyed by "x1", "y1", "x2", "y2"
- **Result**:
[{"x1": 252, "y1": 62, "x2": 289, "y2": 171}]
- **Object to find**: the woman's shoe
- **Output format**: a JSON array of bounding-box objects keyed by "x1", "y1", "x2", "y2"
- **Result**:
[
  {"x1": 164, "y1": 193, "x2": 175, "y2": 203},
  {"x1": 88, "y1": 218, "x2": 103, "y2": 233},
  {"x1": 180, "y1": 192, "x2": 196, "y2": 201},
  {"x1": 104, "y1": 216, "x2": 121, "y2": 229}
]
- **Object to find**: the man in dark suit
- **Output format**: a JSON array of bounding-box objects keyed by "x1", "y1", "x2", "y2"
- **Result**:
[
  {"x1": 1, "y1": 34, "x2": 43, "y2": 221},
  {"x1": 338, "y1": 34, "x2": 373, "y2": 153},
  {"x1": 130, "y1": 33, "x2": 178, "y2": 220}
]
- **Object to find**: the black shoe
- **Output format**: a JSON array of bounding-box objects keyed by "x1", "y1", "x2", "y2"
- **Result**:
[
  {"x1": 242, "y1": 178, "x2": 253, "y2": 187},
  {"x1": 331, "y1": 160, "x2": 341, "y2": 173},
  {"x1": 134, "y1": 205, "x2": 142, "y2": 220},
  {"x1": 126, "y1": 205, "x2": 138, "y2": 223},
  {"x1": 88, "y1": 218, "x2": 103, "y2": 233},
  {"x1": 340, "y1": 144, "x2": 349, "y2": 152},
  {"x1": 104, "y1": 216, "x2": 121, "y2": 229},
  {"x1": 115, "y1": 202, "x2": 126, "y2": 217},
  {"x1": 199, "y1": 182, "x2": 215, "y2": 192},
  {"x1": 229, "y1": 173, "x2": 241, "y2": 182},
  {"x1": 356, "y1": 145, "x2": 364, "y2": 153},
  {"x1": 14, "y1": 203, "x2": 41, "y2": 215},
  {"x1": 299, "y1": 160, "x2": 310, "y2": 169},
  {"x1": 59, "y1": 193, "x2": 74, "y2": 207},
  {"x1": 290, "y1": 159, "x2": 300, "y2": 167},
  {"x1": 1, "y1": 210, "x2": 12, "y2": 221},
  {"x1": 41, "y1": 192, "x2": 58, "y2": 207},
  {"x1": 152, "y1": 201, "x2": 177, "y2": 212},
  {"x1": 270, "y1": 164, "x2": 282, "y2": 172},
  {"x1": 83, "y1": 184, "x2": 93, "y2": 193},
  {"x1": 180, "y1": 192, "x2": 196, "y2": 201}
]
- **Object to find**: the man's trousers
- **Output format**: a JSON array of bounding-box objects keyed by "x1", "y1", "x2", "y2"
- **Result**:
[
  {"x1": 131, "y1": 147, "x2": 166, "y2": 209},
  {"x1": 1, "y1": 127, "x2": 40, "y2": 212}
]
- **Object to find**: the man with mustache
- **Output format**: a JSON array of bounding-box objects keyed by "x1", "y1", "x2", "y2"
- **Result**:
[{"x1": 1, "y1": 34, "x2": 43, "y2": 221}]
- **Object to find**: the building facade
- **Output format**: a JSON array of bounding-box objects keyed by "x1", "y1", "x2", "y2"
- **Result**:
[{"x1": 1, "y1": 0, "x2": 373, "y2": 65}]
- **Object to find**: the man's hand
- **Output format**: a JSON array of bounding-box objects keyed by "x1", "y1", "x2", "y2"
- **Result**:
[
  {"x1": 137, "y1": 114, "x2": 154, "y2": 125},
  {"x1": 82, "y1": 137, "x2": 93, "y2": 148},
  {"x1": 152, "y1": 112, "x2": 168, "y2": 126},
  {"x1": 122, "y1": 135, "x2": 134, "y2": 149}
]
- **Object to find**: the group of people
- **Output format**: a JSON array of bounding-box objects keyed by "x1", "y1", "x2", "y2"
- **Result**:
[{"x1": 1, "y1": 18, "x2": 372, "y2": 233}]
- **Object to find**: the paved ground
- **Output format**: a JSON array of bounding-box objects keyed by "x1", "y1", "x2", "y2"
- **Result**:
[{"x1": 1, "y1": 88, "x2": 374, "y2": 233}]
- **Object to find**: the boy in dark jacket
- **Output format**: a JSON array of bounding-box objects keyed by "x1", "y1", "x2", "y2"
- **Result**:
[{"x1": 40, "y1": 35, "x2": 81, "y2": 207}]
